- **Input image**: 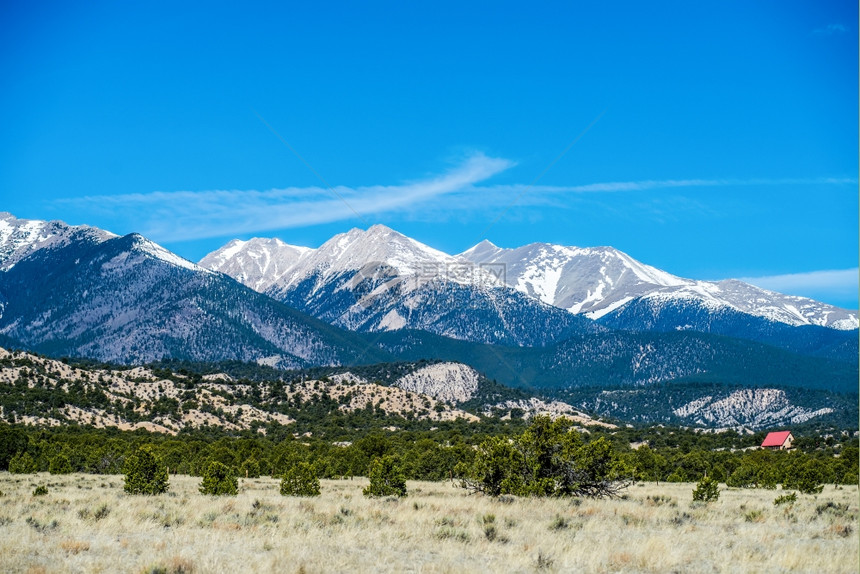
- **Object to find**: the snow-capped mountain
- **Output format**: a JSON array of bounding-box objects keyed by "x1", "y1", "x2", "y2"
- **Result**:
[
  {"x1": 202, "y1": 225, "x2": 855, "y2": 359},
  {"x1": 202, "y1": 225, "x2": 599, "y2": 347},
  {"x1": 0, "y1": 214, "x2": 388, "y2": 367},
  {"x1": 0, "y1": 212, "x2": 115, "y2": 270},
  {"x1": 459, "y1": 240, "x2": 857, "y2": 330},
  {"x1": 199, "y1": 237, "x2": 313, "y2": 292}
]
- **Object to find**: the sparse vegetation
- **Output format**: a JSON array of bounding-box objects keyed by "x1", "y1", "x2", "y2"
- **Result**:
[
  {"x1": 0, "y1": 474, "x2": 855, "y2": 572},
  {"x1": 774, "y1": 492, "x2": 798, "y2": 506}
]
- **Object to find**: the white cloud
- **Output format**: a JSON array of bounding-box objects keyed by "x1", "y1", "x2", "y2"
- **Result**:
[
  {"x1": 813, "y1": 23, "x2": 847, "y2": 35},
  {"x1": 475, "y1": 176, "x2": 855, "y2": 197},
  {"x1": 55, "y1": 158, "x2": 856, "y2": 243},
  {"x1": 57, "y1": 153, "x2": 514, "y2": 242}
]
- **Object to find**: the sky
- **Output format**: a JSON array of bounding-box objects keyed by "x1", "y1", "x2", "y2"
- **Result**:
[{"x1": 1, "y1": 1, "x2": 857, "y2": 308}]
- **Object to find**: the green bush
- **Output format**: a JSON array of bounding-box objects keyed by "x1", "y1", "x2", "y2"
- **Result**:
[
  {"x1": 363, "y1": 456, "x2": 407, "y2": 498},
  {"x1": 458, "y1": 416, "x2": 630, "y2": 498},
  {"x1": 280, "y1": 462, "x2": 320, "y2": 497},
  {"x1": 726, "y1": 464, "x2": 757, "y2": 488},
  {"x1": 8, "y1": 452, "x2": 36, "y2": 474},
  {"x1": 773, "y1": 492, "x2": 797, "y2": 506},
  {"x1": 49, "y1": 453, "x2": 73, "y2": 475},
  {"x1": 33, "y1": 485, "x2": 48, "y2": 496},
  {"x1": 123, "y1": 446, "x2": 169, "y2": 495},
  {"x1": 199, "y1": 461, "x2": 238, "y2": 496},
  {"x1": 783, "y1": 461, "x2": 824, "y2": 495},
  {"x1": 692, "y1": 475, "x2": 720, "y2": 502}
]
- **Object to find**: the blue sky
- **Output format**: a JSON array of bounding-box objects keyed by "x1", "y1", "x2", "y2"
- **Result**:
[{"x1": 1, "y1": 1, "x2": 857, "y2": 308}]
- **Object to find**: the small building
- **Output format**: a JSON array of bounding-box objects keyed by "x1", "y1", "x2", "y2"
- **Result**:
[{"x1": 761, "y1": 430, "x2": 793, "y2": 450}]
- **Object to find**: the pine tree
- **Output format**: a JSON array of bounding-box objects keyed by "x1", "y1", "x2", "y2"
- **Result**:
[
  {"x1": 199, "y1": 461, "x2": 238, "y2": 495},
  {"x1": 123, "y1": 446, "x2": 169, "y2": 495},
  {"x1": 8, "y1": 452, "x2": 36, "y2": 474},
  {"x1": 363, "y1": 456, "x2": 407, "y2": 498},
  {"x1": 280, "y1": 462, "x2": 320, "y2": 497},
  {"x1": 692, "y1": 475, "x2": 720, "y2": 502}
]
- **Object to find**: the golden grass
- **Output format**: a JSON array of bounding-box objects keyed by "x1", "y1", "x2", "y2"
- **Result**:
[{"x1": 0, "y1": 473, "x2": 856, "y2": 573}]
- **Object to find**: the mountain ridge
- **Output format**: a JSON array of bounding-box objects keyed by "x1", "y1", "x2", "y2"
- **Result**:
[{"x1": 201, "y1": 224, "x2": 857, "y2": 333}]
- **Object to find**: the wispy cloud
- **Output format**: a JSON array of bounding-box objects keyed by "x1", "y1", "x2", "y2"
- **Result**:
[
  {"x1": 739, "y1": 268, "x2": 859, "y2": 308},
  {"x1": 474, "y1": 176, "x2": 856, "y2": 196},
  {"x1": 56, "y1": 153, "x2": 514, "y2": 242},
  {"x1": 813, "y1": 23, "x2": 847, "y2": 35},
  {"x1": 55, "y1": 156, "x2": 856, "y2": 243}
]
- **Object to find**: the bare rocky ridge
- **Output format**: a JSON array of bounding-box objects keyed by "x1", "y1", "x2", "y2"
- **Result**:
[
  {"x1": 393, "y1": 362, "x2": 481, "y2": 403},
  {"x1": 484, "y1": 397, "x2": 615, "y2": 427},
  {"x1": 673, "y1": 388, "x2": 834, "y2": 429},
  {"x1": 0, "y1": 348, "x2": 480, "y2": 434}
]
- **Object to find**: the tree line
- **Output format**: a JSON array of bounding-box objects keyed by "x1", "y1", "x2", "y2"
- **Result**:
[{"x1": 1, "y1": 421, "x2": 855, "y2": 493}]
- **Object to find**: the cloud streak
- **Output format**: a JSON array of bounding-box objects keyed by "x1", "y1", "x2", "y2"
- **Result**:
[
  {"x1": 57, "y1": 153, "x2": 514, "y2": 242},
  {"x1": 55, "y1": 155, "x2": 856, "y2": 243},
  {"x1": 813, "y1": 23, "x2": 847, "y2": 35}
]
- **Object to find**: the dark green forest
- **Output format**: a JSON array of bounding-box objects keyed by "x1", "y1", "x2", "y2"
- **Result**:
[{"x1": 1, "y1": 419, "x2": 856, "y2": 490}]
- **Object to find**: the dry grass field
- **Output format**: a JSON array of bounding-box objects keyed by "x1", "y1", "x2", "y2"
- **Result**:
[{"x1": 0, "y1": 473, "x2": 856, "y2": 573}]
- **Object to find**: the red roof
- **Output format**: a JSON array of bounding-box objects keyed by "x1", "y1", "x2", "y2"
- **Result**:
[{"x1": 761, "y1": 431, "x2": 792, "y2": 448}]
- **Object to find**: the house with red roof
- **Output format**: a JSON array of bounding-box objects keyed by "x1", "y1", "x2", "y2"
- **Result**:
[{"x1": 761, "y1": 431, "x2": 793, "y2": 450}]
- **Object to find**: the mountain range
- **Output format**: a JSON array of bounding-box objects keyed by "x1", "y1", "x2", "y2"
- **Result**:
[
  {"x1": 0, "y1": 211, "x2": 856, "y2": 429},
  {"x1": 201, "y1": 223, "x2": 857, "y2": 361},
  {"x1": 203, "y1": 225, "x2": 600, "y2": 347}
]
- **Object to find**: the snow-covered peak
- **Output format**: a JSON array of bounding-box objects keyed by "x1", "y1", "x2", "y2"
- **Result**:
[
  {"x1": 203, "y1": 224, "x2": 857, "y2": 331},
  {"x1": 275, "y1": 224, "x2": 469, "y2": 290},
  {"x1": 0, "y1": 212, "x2": 114, "y2": 270},
  {"x1": 199, "y1": 237, "x2": 312, "y2": 291},
  {"x1": 128, "y1": 234, "x2": 207, "y2": 273},
  {"x1": 461, "y1": 238, "x2": 856, "y2": 329},
  {"x1": 458, "y1": 239, "x2": 504, "y2": 262},
  {"x1": 461, "y1": 240, "x2": 687, "y2": 314}
]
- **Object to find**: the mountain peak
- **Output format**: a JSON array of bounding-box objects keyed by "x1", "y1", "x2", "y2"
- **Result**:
[
  {"x1": 125, "y1": 233, "x2": 203, "y2": 272},
  {"x1": 0, "y1": 212, "x2": 115, "y2": 270},
  {"x1": 199, "y1": 236, "x2": 312, "y2": 291},
  {"x1": 459, "y1": 239, "x2": 505, "y2": 262}
]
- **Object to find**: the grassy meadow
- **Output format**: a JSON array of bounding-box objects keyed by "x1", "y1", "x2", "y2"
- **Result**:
[{"x1": 0, "y1": 473, "x2": 856, "y2": 573}]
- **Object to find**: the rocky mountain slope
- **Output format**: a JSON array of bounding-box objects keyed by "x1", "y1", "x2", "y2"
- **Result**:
[
  {"x1": 372, "y1": 329, "x2": 857, "y2": 394},
  {"x1": 2, "y1": 347, "x2": 847, "y2": 432},
  {"x1": 0, "y1": 214, "x2": 389, "y2": 368},
  {"x1": 0, "y1": 348, "x2": 634, "y2": 434},
  {"x1": 0, "y1": 348, "x2": 488, "y2": 434},
  {"x1": 562, "y1": 383, "x2": 856, "y2": 430}
]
